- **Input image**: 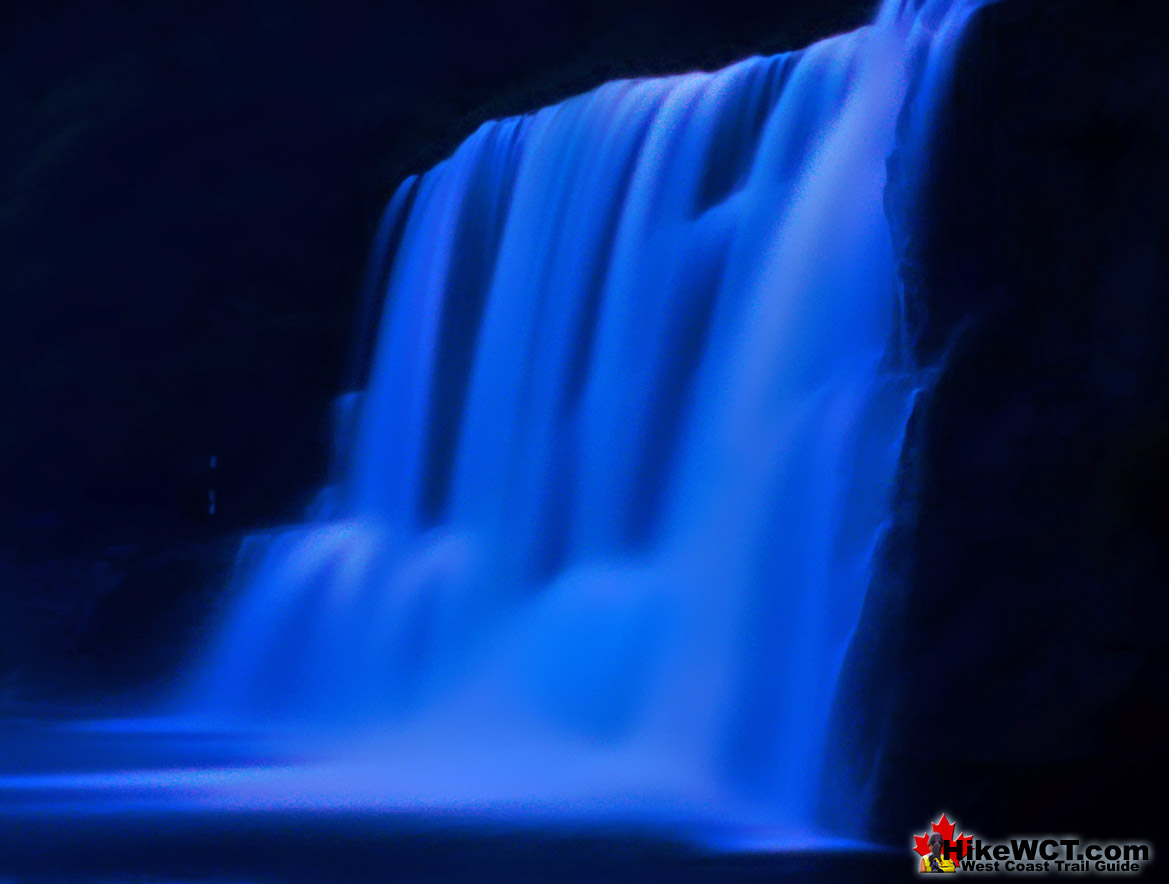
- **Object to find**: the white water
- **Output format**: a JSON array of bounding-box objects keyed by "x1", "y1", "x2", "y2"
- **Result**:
[{"x1": 184, "y1": 0, "x2": 990, "y2": 836}]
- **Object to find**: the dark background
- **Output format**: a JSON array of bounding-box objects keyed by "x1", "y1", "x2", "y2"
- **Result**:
[{"x1": 2, "y1": 0, "x2": 1168, "y2": 857}]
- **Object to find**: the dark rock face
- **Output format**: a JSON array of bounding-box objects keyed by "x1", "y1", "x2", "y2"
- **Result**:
[
  {"x1": 855, "y1": 0, "x2": 1169, "y2": 845},
  {"x1": 0, "y1": 0, "x2": 871, "y2": 701}
]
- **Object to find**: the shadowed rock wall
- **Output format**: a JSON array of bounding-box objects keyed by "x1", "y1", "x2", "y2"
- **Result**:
[{"x1": 844, "y1": 0, "x2": 1169, "y2": 845}]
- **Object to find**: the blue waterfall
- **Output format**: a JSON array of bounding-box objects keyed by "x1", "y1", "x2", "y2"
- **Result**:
[{"x1": 187, "y1": 0, "x2": 987, "y2": 837}]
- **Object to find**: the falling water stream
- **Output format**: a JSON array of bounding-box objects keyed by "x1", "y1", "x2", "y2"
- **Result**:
[{"x1": 3, "y1": 0, "x2": 990, "y2": 851}]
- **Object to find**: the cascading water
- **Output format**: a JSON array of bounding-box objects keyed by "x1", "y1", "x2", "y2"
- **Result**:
[{"x1": 185, "y1": 0, "x2": 988, "y2": 838}]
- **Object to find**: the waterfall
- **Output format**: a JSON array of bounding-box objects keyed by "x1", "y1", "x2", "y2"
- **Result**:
[{"x1": 188, "y1": 0, "x2": 988, "y2": 836}]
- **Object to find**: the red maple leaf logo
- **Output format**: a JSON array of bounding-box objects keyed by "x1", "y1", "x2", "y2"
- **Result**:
[{"x1": 913, "y1": 812, "x2": 971, "y2": 861}]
